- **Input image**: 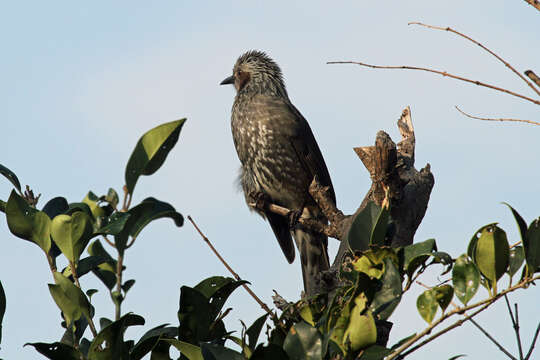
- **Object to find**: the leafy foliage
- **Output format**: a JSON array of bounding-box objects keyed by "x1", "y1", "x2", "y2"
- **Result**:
[{"x1": 0, "y1": 119, "x2": 538, "y2": 360}]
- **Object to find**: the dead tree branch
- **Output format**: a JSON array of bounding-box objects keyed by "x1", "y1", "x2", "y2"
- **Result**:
[
  {"x1": 526, "y1": 70, "x2": 540, "y2": 89},
  {"x1": 523, "y1": 0, "x2": 540, "y2": 12}
]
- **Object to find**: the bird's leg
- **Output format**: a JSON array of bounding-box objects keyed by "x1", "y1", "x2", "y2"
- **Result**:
[{"x1": 287, "y1": 198, "x2": 308, "y2": 230}]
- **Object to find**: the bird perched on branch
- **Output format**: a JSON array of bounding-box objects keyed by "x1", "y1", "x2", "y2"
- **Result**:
[{"x1": 220, "y1": 50, "x2": 336, "y2": 296}]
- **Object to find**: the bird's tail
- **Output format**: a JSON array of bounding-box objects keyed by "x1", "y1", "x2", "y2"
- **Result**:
[{"x1": 293, "y1": 208, "x2": 330, "y2": 296}]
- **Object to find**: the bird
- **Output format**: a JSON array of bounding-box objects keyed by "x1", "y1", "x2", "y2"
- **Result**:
[{"x1": 220, "y1": 50, "x2": 336, "y2": 296}]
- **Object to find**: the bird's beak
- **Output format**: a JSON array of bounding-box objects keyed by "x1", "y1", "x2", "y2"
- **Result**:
[{"x1": 220, "y1": 75, "x2": 235, "y2": 85}]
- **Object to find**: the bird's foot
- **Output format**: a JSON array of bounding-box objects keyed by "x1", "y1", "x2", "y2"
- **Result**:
[
  {"x1": 287, "y1": 208, "x2": 303, "y2": 229},
  {"x1": 249, "y1": 191, "x2": 269, "y2": 211}
]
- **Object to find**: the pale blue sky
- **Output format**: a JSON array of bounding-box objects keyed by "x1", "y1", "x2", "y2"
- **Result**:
[{"x1": 0, "y1": 1, "x2": 538, "y2": 359}]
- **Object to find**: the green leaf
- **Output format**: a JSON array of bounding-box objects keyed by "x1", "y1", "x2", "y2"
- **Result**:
[
  {"x1": 0, "y1": 163, "x2": 21, "y2": 192},
  {"x1": 508, "y1": 246, "x2": 525, "y2": 278},
  {"x1": 250, "y1": 344, "x2": 289, "y2": 360},
  {"x1": 122, "y1": 279, "x2": 136, "y2": 294},
  {"x1": 87, "y1": 313, "x2": 145, "y2": 360},
  {"x1": 130, "y1": 324, "x2": 177, "y2": 360},
  {"x1": 87, "y1": 240, "x2": 117, "y2": 290},
  {"x1": 83, "y1": 191, "x2": 106, "y2": 219},
  {"x1": 417, "y1": 289, "x2": 438, "y2": 323},
  {"x1": 24, "y1": 342, "x2": 82, "y2": 360},
  {"x1": 390, "y1": 333, "x2": 416, "y2": 350},
  {"x1": 177, "y1": 287, "x2": 215, "y2": 344},
  {"x1": 165, "y1": 339, "x2": 203, "y2": 360},
  {"x1": 227, "y1": 335, "x2": 252, "y2": 358},
  {"x1": 357, "y1": 345, "x2": 392, "y2": 360},
  {"x1": 247, "y1": 313, "x2": 269, "y2": 349},
  {"x1": 448, "y1": 355, "x2": 466, "y2": 360},
  {"x1": 346, "y1": 201, "x2": 383, "y2": 251},
  {"x1": 62, "y1": 255, "x2": 108, "y2": 279},
  {"x1": 474, "y1": 225, "x2": 510, "y2": 287},
  {"x1": 115, "y1": 197, "x2": 183, "y2": 253},
  {"x1": 125, "y1": 119, "x2": 185, "y2": 195},
  {"x1": 95, "y1": 212, "x2": 131, "y2": 236},
  {"x1": 51, "y1": 212, "x2": 94, "y2": 262},
  {"x1": 433, "y1": 285, "x2": 454, "y2": 313},
  {"x1": 102, "y1": 188, "x2": 120, "y2": 209},
  {"x1": 525, "y1": 219, "x2": 540, "y2": 275},
  {"x1": 66, "y1": 202, "x2": 94, "y2": 218},
  {"x1": 0, "y1": 199, "x2": 5, "y2": 213},
  {"x1": 400, "y1": 238, "x2": 436, "y2": 277},
  {"x1": 0, "y1": 280, "x2": 5, "y2": 344},
  {"x1": 452, "y1": 254, "x2": 480, "y2": 305},
  {"x1": 200, "y1": 343, "x2": 244, "y2": 360},
  {"x1": 467, "y1": 223, "x2": 497, "y2": 262},
  {"x1": 49, "y1": 272, "x2": 92, "y2": 327},
  {"x1": 283, "y1": 321, "x2": 323, "y2": 360},
  {"x1": 370, "y1": 258, "x2": 402, "y2": 321},
  {"x1": 370, "y1": 204, "x2": 390, "y2": 246},
  {"x1": 343, "y1": 294, "x2": 377, "y2": 351},
  {"x1": 504, "y1": 203, "x2": 527, "y2": 243}
]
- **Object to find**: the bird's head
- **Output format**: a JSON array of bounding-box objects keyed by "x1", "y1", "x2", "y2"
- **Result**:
[{"x1": 220, "y1": 50, "x2": 288, "y2": 98}]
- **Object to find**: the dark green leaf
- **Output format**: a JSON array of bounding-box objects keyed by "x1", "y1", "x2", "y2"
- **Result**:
[
  {"x1": 0, "y1": 164, "x2": 21, "y2": 192},
  {"x1": 283, "y1": 321, "x2": 322, "y2": 360},
  {"x1": 357, "y1": 345, "x2": 392, "y2": 360},
  {"x1": 95, "y1": 212, "x2": 131, "y2": 236},
  {"x1": 24, "y1": 342, "x2": 82, "y2": 360},
  {"x1": 525, "y1": 219, "x2": 540, "y2": 275},
  {"x1": 87, "y1": 240, "x2": 117, "y2": 290},
  {"x1": 417, "y1": 289, "x2": 438, "y2": 323},
  {"x1": 87, "y1": 313, "x2": 145, "y2": 360},
  {"x1": 178, "y1": 286, "x2": 215, "y2": 344},
  {"x1": 122, "y1": 279, "x2": 136, "y2": 293},
  {"x1": 200, "y1": 343, "x2": 244, "y2": 360},
  {"x1": 86, "y1": 289, "x2": 98, "y2": 300},
  {"x1": 51, "y1": 211, "x2": 94, "y2": 262},
  {"x1": 125, "y1": 119, "x2": 185, "y2": 195},
  {"x1": 115, "y1": 197, "x2": 183, "y2": 253},
  {"x1": 508, "y1": 246, "x2": 525, "y2": 278},
  {"x1": 250, "y1": 344, "x2": 289, "y2": 360},
  {"x1": 370, "y1": 258, "x2": 402, "y2": 321},
  {"x1": 434, "y1": 285, "x2": 454, "y2": 313},
  {"x1": 0, "y1": 199, "x2": 5, "y2": 213},
  {"x1": 400, "y1": 238, "x2": 436, "y2": 276},
  {"x1": 504, "y1": 203, "x2": 527, "y2": 244},
  {"x1": 452, "y1": 254, "x2": 480, "y2": 305},
  {"x1": 474, "y1": 225, "x2": 509, "y2": 287},
  {"x1": 448, "y1": 355, "x2": 466, "y2": 360},
  {"x1": 390, "y1": 333, "x2": 416, "y2": 350},
  {"x1": 66, "y1": 202, "x2": 94, "y2": 218},
  {"x1": 346, "y1": 201, "x2": 382, "y2": 251},
  {"x1": 165, "y1": 339, "x2": 203, "y2": 360},
  {"x1": 370, "y1": 204, "x2": 390, "y2": 246},
  {"x1": 62, "y1": 255, "x2": 108, "y2": 279},
  {"x1": 247, "y1": 313, "x2": 269, "y2": 349},
  {"x1": 130, "y1": 324, "x2": 177, "y2": 360},
  {"x1": 467, "y1": 223, "x2": 497, "y2": 262},
  {"x1": 0, "y1": 281, "x2": 5, "y2": 344},
  {"x1": 194, "y1": 276, "x2": 248, "y2": 320},
  {"x1": 42, "y1": 197, "x2": 69, "y2": 218}
]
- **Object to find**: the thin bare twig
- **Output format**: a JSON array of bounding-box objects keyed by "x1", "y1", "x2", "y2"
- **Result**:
[
  {"x1": 326, "y1": 61, "x2": 540, "y2": 106},
  {"x1": 409, "y1": 22, "x2": 540, "y2": 97},
  {"x1": 455, "y1": 106, "x2": 540, "y2": 126},
  {"x1": 525, "y1": 70, "x2": 540, "y2": 89},
  {"x1": 187, "y1": 215, "x2": 277, "y2": 321},
  {"x1": 525, "y1": 322, "x2": 540, "y2": 360}
]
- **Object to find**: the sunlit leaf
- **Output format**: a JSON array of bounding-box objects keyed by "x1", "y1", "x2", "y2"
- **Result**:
[
  {"x1": 417, "y1": 289, "x2": 438, "y2": 323},
  {"x1": 166, "y1": 339, "x2": 203, "y2": 360},
  {"x1": 343, "y1": 294, "x2": 377, "y2": 351},
  {"x1": 125, "y1": 119, "x2": 185, "y2": 195},
  {"x1": 452, "y1": 254, "x2": 479, "y2": 305},
  {"x1": 51, "y1": 212, "x2": 94, "y2": 263},
  {"x1": 474, "y1": 225, "x2": 509, "y2": 288}
]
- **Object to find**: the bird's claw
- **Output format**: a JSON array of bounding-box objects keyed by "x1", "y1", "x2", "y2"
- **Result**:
[
  {"x1": 287, "y1": 209, "x2": 303, "y2": 229},
  {"x1": 249, "y1": 191, "x2": 268, "y2": 211}
]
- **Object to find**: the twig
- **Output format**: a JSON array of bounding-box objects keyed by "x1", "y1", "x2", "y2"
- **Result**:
[
  {"x1": 103, "y1": 236, "x2": 115, "y2": 248},
  {"x1": 525, "y1": 70, "x2": 540, "y2": 89},
  {"x1": 523, "y1": 0, "x2": 540, "y2": 12},
  {"x1": 408, "y1": 22, "x2": 540, "y2": 97},
  {"x1": 510, "y1": 241, "x2": 523, "y2": 249},
  {"x1": 114, "y1": 253, "x2": 124, "y2": 321},
  {"x1": 514, "y1": 300, "x2": 525, "y2": 360},
  {"x1": 69, "y1": 261, "x2": 81, "y2": 288},
  {"x1": 525, "y1": 322, "x2": 540, "y2": 360},
  {"x1": 417, "y1": 281, "x2": 516, "y2": 359},
  {"x1": 455, "y1": 106, "x2": 540, "y2": 126},
  {"x1": 385, "y1": 275, "x2": 540, "y2": 360},
  {"x1": 121, "y1": 185, "x2": 132, "y2": 212},
  {"x1": 326, "y1": 61, "x2": 540, "y2": 106},
  {"x1": 187, "y1": 215, "x2": 277, "y2": 321}
]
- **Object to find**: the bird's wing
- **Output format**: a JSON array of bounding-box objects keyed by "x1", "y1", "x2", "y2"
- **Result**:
[{"x1": 248, "y1": 94, "x2": 336, "y2": 204}]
